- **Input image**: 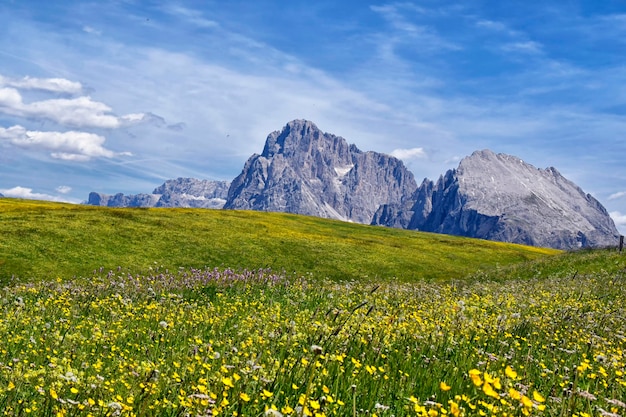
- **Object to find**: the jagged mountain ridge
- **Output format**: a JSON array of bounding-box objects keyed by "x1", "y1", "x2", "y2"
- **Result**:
[
  {"x1": 224, "y1": 120, "x2": 418, "y2": 223},
  {"x1": 372, "y1": 150, "x2": 620, "y2": 249},
  {"x1": 87, "y1": 178, "x2": 230, "y2": 209},
  {"x1": 84, "y1": 120, "x2": 619, "y2": 249}
]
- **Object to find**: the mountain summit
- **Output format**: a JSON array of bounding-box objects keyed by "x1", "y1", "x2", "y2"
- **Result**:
[
  {"x1": 373, "y1": 149, "x2": 620, "y2": 249},
  {"x1": 224, "y1": 120, "x2": 417, "y2": 223}
]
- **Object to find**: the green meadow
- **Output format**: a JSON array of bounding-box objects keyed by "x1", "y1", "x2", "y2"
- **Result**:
[
  {"x1": 0, "y1": 198, "x2": 557, "y2": 284},
  {"x1": 0, "y1": 198, "x2": 624, "y2": 417}
]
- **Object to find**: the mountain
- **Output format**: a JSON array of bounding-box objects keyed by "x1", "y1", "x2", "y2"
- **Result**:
[
  {"x1": 372, "y1": 149, "x2": 620, "y2": 249},
  {"x1": 224, "y1": 120, "x2": 417, "y2": 223},
  {"x1": 87, "y1": 178, "x2": 230, "y2": 209}
]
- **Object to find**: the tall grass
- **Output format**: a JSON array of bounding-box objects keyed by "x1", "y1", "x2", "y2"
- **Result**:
[{"x1": 0, "y1": 249, "x2": 624, "y2": 416}]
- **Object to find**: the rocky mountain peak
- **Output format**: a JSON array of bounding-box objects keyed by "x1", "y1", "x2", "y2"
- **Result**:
[
  {"x1": 373, "y1": 149, "x2": 619, "y2": 249},
  {"x1": 225, "y1": 120, "x2": 417, "y2": 223}
]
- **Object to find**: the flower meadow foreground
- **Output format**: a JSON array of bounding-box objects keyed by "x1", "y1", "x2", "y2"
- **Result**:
[{"x1": 0, "y1": 265, "x2": 625, "y2": 416}]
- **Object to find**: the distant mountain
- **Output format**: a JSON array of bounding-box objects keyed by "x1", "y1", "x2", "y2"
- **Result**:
[
  {"x1": 372, "y1": 150, "x2": 620, "y2": 249},
  {"x1": 224, "y1": 119, "x2": 417, "y2": 223},
  {"x1": 85, "y1": 121, "x2": 619, "y2": 250},
  {"x1": 87, "y1": 178, "x2": 230, "y2": 209}
]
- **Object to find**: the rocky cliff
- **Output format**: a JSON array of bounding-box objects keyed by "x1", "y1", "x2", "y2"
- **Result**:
[
  {"x1": 224, "y1": 120, "x2": 418, "y2": 223},
  {"x1": 372, "y1": 149, "x2": 620, "y2": 249},
  {"x1": 87, "y1": 178, "x2": 230, "y2": 209}
]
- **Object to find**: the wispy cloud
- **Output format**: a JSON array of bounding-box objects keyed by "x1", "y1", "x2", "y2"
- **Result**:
[
  {"x1": 390, "y1": 147, "x2": 427, "y2": 161},
  {"x1": 82, "y1": 26, "x2": 102, "y2": 36},
  {"x1": 501, "y1": 41, "x2": 543, "y2": 55},
  {"x1": 56, "y1": 185, "x2": 72, "y2": 194},
  {"x1": 160, "y1": 4, "x2": 219, "y2": 29},
  {"x1": 369, "y1": 3, "x2": 461, "y2": 56},
  {"x1": 0, "y1": 75, "x2": 83, "y2": 94},
  {"x1": 609, "y1": 191, "x2": 626, "y2": 200}
]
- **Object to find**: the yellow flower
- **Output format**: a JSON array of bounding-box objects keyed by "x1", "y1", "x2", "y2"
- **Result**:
[
  {"x1": 469, "y1": 369, "x2": 483, "y2": 386},
  {"x1": 482, "y1": 382, "x2": 500, "y2": 399},
  {"x1": 440, "y1": 381, "x2": 451, "y2": 391},
  {"x1": 532, "y1": 390, "x2": 545, "y2": 403},
  {"x1": 505, "y1": 366, "x2": 518, "y2": 379},
  {"x1": 261, "y1": 389, "x2": 273, "y2": 399},
  {"x1": 449, "y1": 400, "x2": 461, "y2": 417},
  {"x1": 222, "y1": 377, "x2": 235, "y2": 388},
  {"x1": 7, "y1": 381, "x2": 15, "y2": 391},
  {"x1": 509, "y1": 388, "x2": 521, "y2": 400},
  {"x1": 50, "y1": 388, "x2": 58, "y2": 400},
  {"x1": 240, "y1": 392, "x2": 251, "y2": 402},
  {"x1": 521, "y1": 395, "x2": 533, "y2": 408}
]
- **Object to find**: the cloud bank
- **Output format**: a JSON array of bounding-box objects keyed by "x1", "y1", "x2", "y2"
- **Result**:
[
  {"x1": 0, "y1": 186, "x2": 78, "y2": 203},
  {"x1": 0, "y1": 125, "x2": 130, "y2": 161}
]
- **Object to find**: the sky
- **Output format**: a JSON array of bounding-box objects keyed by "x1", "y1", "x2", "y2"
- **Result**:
[{"x1": 0, "y1": 0, "x2": 625, "y2": 234}]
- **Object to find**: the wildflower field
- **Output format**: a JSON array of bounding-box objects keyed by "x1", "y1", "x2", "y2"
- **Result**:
[{"x1": 1, "y1": 249, "x2": 625, "y2": 417}]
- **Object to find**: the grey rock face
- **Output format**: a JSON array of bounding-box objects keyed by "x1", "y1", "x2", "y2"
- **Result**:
[
  {"x1": 224, "y1": 119, "x2": 417, "y2": 223},
  {"x1": 87, "y1": 178, "x2": 230, "y2": 209},
  {"x1": 87, "y1": 192, "x2": 159, "y2": 208},
  {"x1": 373, "y1": 149, "x2": 620, "y2": 249},
  {"x1": 153, "y1": 178, "x2": 230, "y2": 208}
]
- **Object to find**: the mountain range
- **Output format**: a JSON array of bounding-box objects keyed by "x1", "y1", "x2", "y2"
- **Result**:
[
  {"x1": 87, "y1": 178, "x2": 230, "y2": 209},
  {"x1": 86, "y1": 120, "x2": 620, "y2": 249}
]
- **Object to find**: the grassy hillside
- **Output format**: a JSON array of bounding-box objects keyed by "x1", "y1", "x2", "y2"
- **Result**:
[{"x1": 0, "y1": 198, "x2": 559, "y2": 283}]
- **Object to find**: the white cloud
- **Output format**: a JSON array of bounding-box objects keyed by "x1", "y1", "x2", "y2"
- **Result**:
[
  {"x1": 609, "y1": 191, "x2": 626, "y2": 200},
  {"x1": 82, "y1": 26, "x2": 102, "y2": 36},
  {"x1": 56, "y1": 185, "x2": 72, "y2": 194},
  {"x1": 501, "y1": 41, "x2": 543, "y2": 55},
  {"x1": 0, "y1": 74, "x2": 83, "y2": 94},
  {"x1": 390, "y1": 147, "x2": 427, "y2": 160},
  {"x1": 0, "y1": 87, "x2": 144, "y2": 128},
  {"x1": 610, "y1": 211, "x2": 626, "y2": 235},
  {"x1": 0, "y1": 186, "x2": 78, "y2": 203},
  {"x1": 0, "y1": 125, "x2": 131, "y2": 161},
  {"x1": 161, "y1": 5, "x2": 219, "y2": 29}
]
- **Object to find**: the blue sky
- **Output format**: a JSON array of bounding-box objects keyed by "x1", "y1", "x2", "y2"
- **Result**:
[{"x1": 1, "y1": 0, "x2": 625, "y2": 233}]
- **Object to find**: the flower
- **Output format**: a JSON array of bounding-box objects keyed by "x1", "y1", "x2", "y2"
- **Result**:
[
  {"x1": 532, "y1": 390, "x2": 545, "y2": 403},
  {"x1": 222, "y1": 377, "x2": 234, "y2": 388},
  {"x1": 440, "y1": 381, "x2": 451, "y2": 391},
  {"x1": 482, "y1": 382, "x2": 500, "y2": 399},
  {"x1": 505, "y1": 366, "x2": 518, "y2": 379}
]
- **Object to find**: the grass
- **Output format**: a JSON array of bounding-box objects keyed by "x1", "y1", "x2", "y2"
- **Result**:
[
  {"x1": 0, "y1": 198, "x2": 559, "y2": 284},
  {"x1": 1, "y1": 198, "x2": 624, "y2": 416},
  {"x1": 0, "y1": 250, "x2": 624, "y2": 416}
]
